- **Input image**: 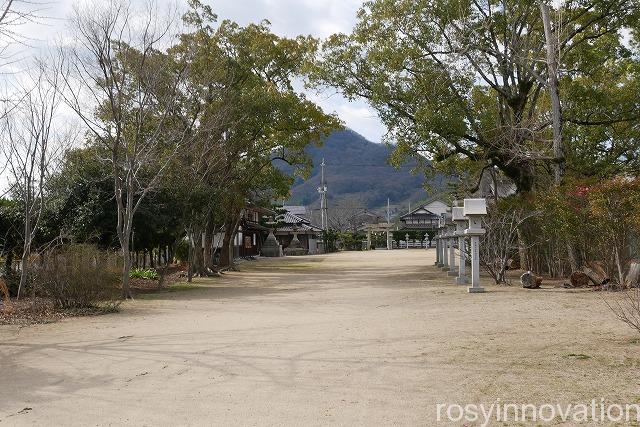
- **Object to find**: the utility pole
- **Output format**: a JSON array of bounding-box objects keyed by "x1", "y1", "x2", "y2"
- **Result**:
[
  {"x1": 317, "y1": 158, "x2": 328, "y2": 230},
  {"x1": 387, "y1": 198, "x2": 390, "y2": 224}
]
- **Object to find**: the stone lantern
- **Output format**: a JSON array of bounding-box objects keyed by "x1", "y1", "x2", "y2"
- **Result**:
[
  {"x1": 435, "y1": 216, "x2": 443, "y2": 266},
  {"x1": 452, "y1": 206, "x2": 469, "y2": 285},
  {"x1": 439, "y1": 214, "x2": 450, "y2": 269},
  {"x1": 285, "y1": 221, "x2": 307, "y2": 256},
  {"x1": 261, "y1": 215, "x2": 282, "y2": 257},
  {"x1": 440, "y1": 213, "x2": 453, "y2": 271},
  {"x1": 446, "y1": 213, "x2": 458, "y2": 276},
  {"x1": 463, "y1": 198, "x2": 487, "y2": 293}
]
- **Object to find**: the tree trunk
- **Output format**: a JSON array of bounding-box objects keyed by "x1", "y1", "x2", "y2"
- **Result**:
[
  {"x1": 541, "y1": 3, "x2": 564, "y2": 185},
  {"x1": 614, "y1": 245, "x2": 625, "y2": 287},
  {"x1": 187, "y1": 227, "x2": 195, "y2": 283},
  {"x1": 220, "y1": 214, "x2": 241, "y2": 268},
  {"x1": 17, "y1": 212, "x2": 32, "y2": 300},
  {"x1": 566, "y1": 241, "x2": 579, "y2": 273},
  {"x1": 203, "y1": 222, "x2": 214, "y2": 272},
  {"x1": 626, "y1": 261, "x2": 640, "y2": 288},
  {"x1": 220, "y1": 226, "x2": 233, "y2": 268},
  {"x1": 517, "y1": 227, "x2": 528, "y2": 272},
  {"x1": 195, "y1": 230, "x2": 205, "y2": 276},
  {"x1": 121, "y1": 239, "x2": 133, "y2": 299}
]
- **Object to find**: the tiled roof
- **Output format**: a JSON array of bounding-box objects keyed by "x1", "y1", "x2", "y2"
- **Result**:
[
  {"x1": 400, "y1": 205, "x2": 440, "y2": 219},
  {"x1": 282, "y1": 205, "x2": 308, "y2": 216},
  {"x1": 280, "y1": 211, "x2": 311, "y2": 225},
  {"x1": 277, "y1": 223, "x2": 322, "y2": 233},
  {"x1": 277, "y1": 209, "x2": 322, "y2": 232}
]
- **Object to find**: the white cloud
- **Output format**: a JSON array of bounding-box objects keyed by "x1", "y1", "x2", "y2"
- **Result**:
[{"x1": 8, "y1": 0, "x2": 385, "y2": 143}]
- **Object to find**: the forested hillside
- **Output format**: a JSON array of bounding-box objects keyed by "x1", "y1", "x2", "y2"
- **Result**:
[{"x1": 281, "y1": 130, "x2": 444, "y2": 209}]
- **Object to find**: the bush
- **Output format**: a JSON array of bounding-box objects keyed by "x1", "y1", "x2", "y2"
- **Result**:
[
  {"x1": 130, "y1": 267, "x2": 159, "y2": 280},
  {"x1": 33, "y1": 244, "x2": 121, "y2": 310},
  {"x1": 522, "y1": 177, "x2": 640, "y2": 282},
  {"x1": 1, "y1": 261, "x2": 19, "y2": 297},
  {"x1": 341, "y1": 232, "x2": 365, "y2": 251},
  {"x1": 605, "y1": 288, "x2": 640, "y2": 336},
  {"x1": 322, "y1": 229, "x2": 339, "y2": 253}
]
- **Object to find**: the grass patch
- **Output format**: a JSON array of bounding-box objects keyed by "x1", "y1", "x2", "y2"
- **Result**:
[
  {"x1": 167, "y1": 283, "x2": 201, "y2": 292},
  {"x1": 565, "y1": 353, "x2": 591, "y2": 360},
  {"x1": 136, "y1": 282, "x2": 202, "y2": 299}
]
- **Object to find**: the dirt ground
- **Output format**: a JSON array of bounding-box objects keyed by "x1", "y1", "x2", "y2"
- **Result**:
[{"x1": 1, "y1": 250, "x2": 639, "y2": 426}]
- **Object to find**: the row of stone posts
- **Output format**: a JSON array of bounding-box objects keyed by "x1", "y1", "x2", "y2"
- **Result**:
[{"x1": 434, "y1": 198, "x2": 487, "y2": 293}]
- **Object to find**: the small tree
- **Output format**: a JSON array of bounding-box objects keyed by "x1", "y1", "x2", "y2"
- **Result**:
[
  {"x1": 480, "y1": 203, "x2": 538, "y2": 285},
  {"x1": 2, "y1": 60, "x2": 69, "y2": 299},
  {"x1": 604, "y1": 288, "x2": 640, "y2": 336},
  {"x1": 62, "y1": 0, "x2": 190, "y2": 298}
]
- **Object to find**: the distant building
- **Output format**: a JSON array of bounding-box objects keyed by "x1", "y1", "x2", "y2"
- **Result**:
[
  {"x1": 274, "y1": 210, "x2": 323, "y2": 255},
  {"x1": 399, "y1": 200, "x2": 445, "y2": 232},
  {"x1": 282, "y1": 205, "x2": 310, "y2": 220},
  {"x1": 214, "y1": 205, "x2": 323, "y2": 260},
  {"x1": 421, "y1": 199, "x2": 449, "y2": 217}
]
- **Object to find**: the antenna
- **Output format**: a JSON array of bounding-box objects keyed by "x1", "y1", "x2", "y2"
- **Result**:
[{"x1": 317, "y1": 158, "x2": 328, "y2": 230}]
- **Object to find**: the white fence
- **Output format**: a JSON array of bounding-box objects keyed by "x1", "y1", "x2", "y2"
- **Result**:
[{"x1": 394, "y1": 240, "x2": 432, "y2": 249}]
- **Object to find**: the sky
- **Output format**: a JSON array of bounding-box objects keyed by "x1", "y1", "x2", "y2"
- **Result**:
[{"x1": 21, "y1": 0, "x2": 387, "y2": 143}]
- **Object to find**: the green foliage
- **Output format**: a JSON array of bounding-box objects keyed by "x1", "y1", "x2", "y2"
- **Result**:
[
  {"x1": 321, "y1": 229, "x2": 340, "y2": 253},
  {"x1": 174, "y1": 239, "x2": 189, "y2": 263},
  {"x1": 511, "y1": 177, "x2": 640, "y2": 281},
  {"x1": 130, "y1": 268, "x2": 159, "y2": 280},
  {"x1": 340, "y1": 232, "x2": 365, "y2": 251},
  {"x1": 310, "y1": 0, "x2": 640, "y2": 193},
  {"x1": 280, "y1": 130, "x2": 442, "y2": 209}
]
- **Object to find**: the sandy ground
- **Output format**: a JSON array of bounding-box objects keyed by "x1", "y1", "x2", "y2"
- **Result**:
[{"x1": 1, "y1": 250, "x2": 639, "y2": 426}]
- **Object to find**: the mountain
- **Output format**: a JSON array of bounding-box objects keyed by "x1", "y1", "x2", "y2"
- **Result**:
[{"x1": 278, "y1": 129, "x2": 445, "y2": 211}]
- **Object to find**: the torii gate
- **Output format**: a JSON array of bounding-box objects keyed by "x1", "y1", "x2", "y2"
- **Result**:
[{"x1": 358, "y1": 223, "x2": 396, "y2": 250}]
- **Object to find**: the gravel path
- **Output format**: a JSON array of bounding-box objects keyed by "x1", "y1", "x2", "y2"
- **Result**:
[{"x1": 1, "y1": 250, "x2": 638, "y2": 426}]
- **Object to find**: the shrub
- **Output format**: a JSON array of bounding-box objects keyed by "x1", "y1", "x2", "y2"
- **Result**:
[
  {"x1": 604, "y1": 288, "x2": 640, "y2": 336},
  {"x1": 130, "y1": 267, "x2": 159, "y2": 280},
  {"x1": 33, "y1": 244, "x2": 121, "y2": 310}
]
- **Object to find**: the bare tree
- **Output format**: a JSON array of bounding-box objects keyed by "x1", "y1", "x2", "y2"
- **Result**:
[
  {"x1": 326, "y1": 197, "x2": 367, "y2": 233},
  {"x1": 0, "y1": 0, "x2": 49, "y2": 193},
  {"x1": 604, "y1": 288, "x2": 640, "y2": 336},
  {"x1": 479, "y1": 206, "x2": 538, "y2": 285},
  {"x1": 2, "y1": 58, "x2": 68, "y2": 299},
  {"x1": 61, "y1": 0, "x2": 191, "y2": 298}
]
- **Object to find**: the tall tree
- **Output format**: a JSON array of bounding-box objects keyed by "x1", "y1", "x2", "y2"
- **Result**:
[
  {"x1": 311, "y1": 0, "x2": 639, "y2": 194},
  {"x1": 62, "y1": 0, "x2": 193, "y2": 298},
  {"x1": 172, "y1": 2, "x2": 341, "y2": 268},
  {"x1": 2, "y1": 60, "x2": 69, "y2": 299}
]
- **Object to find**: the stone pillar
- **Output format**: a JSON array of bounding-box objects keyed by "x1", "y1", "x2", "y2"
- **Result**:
[
  {"x1": 457, "y1": 234, "x2": 468, "y2": 284},
  {"x1": 435, "y1": 234, "x2": 441, "y2": 266},
  {"x1": 447, "y1": 224, "x2": 458, "y2": 276},
  {"x1": 469, "y1": 235, "x2": 482, "y2": 291},
  {"x1": 405, "y1": 233, "x2": 410, "y2": 249},
  {"x1": 452, "y1": 206, "x2": 469, "y2": 285},
  {"x1": 463, "y1": 199, "x2": 487, "y2": 293},
  {"x1": 387, "y1": 230, "x2": 392, "y2": 250},
  {"x1": 366, "y1": 230, "x2": 371, "y2": 250},
  {"x1": 441, "y1": 231, "x2": 449, "y2": 268}
]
